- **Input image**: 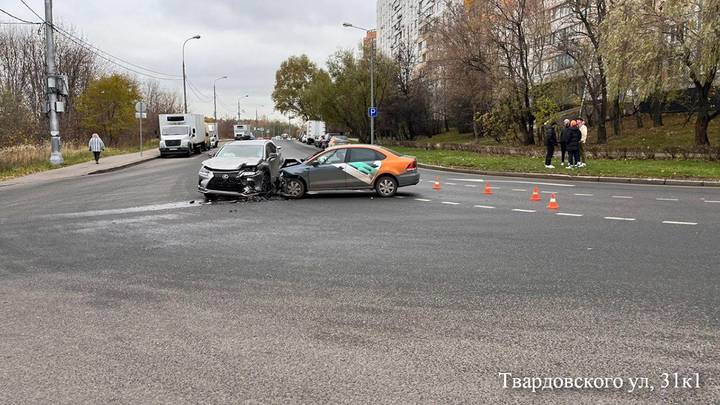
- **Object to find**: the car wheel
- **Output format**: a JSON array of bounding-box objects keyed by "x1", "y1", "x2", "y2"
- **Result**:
[
  {"x1": 284, "y1": 178, "x2": 305, "y2": 199},
  {"x1": 186, "y1": 148, "x2": 192, "y2": 157},
  {"x1": 204, "y1": 193, "x2": 218, "y2": 202},
  {"x1": 375, "y1": 175, "x2": 398, "y2": 198}
]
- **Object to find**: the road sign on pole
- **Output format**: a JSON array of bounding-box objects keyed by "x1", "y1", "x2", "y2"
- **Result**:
[
  {"x1": 135, "y1": 101, "x2": 147, "y2": 156},
  {"x1": 368, "y1": 107, "x2": 378, "y2": 118}
]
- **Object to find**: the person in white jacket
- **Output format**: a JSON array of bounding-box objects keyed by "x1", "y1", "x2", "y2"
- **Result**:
[
  {"x1": 88, "y1": 133, "x2": 105, "y2": 164},
  {"x1": 578, "y1": 119, "x2": 588, "y2": 167}
]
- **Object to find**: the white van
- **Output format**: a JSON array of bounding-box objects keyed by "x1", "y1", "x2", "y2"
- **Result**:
[
  {"x1": 206, "y1": 123, "x2": 219, "y2": 148},
  {"x1": 159, "y1": 114, "x2": 209, "y2": 157}
]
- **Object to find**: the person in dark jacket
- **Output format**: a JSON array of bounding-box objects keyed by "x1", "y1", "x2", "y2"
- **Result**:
[
  {"x1": 544, "y1": 123, "x2": 558, "y2": 168},
  {"x1": 565, "y1": 120, "x2": 582, "y2": 168},
  {"x1": 559, "y1": 119, "x2": 571, "y2": 166}
]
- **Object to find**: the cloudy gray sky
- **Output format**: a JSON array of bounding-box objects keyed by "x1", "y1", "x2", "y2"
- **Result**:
[{"x1": 4, "y1": 0, "x2": 376, "y2": 121}]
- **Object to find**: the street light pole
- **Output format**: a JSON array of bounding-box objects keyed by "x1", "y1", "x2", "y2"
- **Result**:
[
  {"x1": 182, "y1": 35, "x2": 201, "y2": 114},
  {"x1": 213, "y1": 76, "x2": 228, "y2": 122},
  {"x1": 343, "y1": 23, "x2": 376, "y2": 144}
]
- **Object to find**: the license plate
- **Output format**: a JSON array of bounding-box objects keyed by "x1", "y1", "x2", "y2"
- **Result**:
[{"x1": 169, "y1": 148, "x2": 177, "y2": 151}]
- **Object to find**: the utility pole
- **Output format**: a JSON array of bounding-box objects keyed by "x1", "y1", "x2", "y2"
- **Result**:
[{"x1": 45, "y1": 0, "x2": 63, "y2": 165}]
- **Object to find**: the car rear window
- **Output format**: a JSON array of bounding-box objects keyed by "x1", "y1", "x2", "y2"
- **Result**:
[
  {"x1": 377, "y1": 146, "x2": 401, "y2": 157},
  {"x1": 347, "y1": 148, "x2": 386, "y2": 162}
]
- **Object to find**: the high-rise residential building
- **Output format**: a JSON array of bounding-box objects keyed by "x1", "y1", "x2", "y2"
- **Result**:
[{"x1": 376, "y1": 0, "x2": 462, "y2": 62}]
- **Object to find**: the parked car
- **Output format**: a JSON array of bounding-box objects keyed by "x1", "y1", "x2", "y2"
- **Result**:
[
  {"x1": 198, "y1": 140, "x2": 285, "y2": 199},
  {"x1": 280, "y1": 145, "x2": 419, "y2": 199}
]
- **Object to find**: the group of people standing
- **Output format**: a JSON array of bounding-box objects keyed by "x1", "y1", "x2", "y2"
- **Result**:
[{"x1": 544, "y1": 119, "x2": 588, "y2": 169}]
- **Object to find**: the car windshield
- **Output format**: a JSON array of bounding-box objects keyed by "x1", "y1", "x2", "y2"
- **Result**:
[
  {"x1": 161, "y1": 126, "x2": 189, "y2": 136},
  {"x1": 216, "y1": 144, "x2": 264, "y2": 159}
]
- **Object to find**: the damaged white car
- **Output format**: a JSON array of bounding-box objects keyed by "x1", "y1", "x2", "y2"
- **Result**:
[{"x1": 198, "y1": 140, "x2": 286, "y2": 200}]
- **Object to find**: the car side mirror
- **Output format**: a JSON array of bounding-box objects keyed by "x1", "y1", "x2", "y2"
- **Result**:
[{"x1": 309, "y1": 160, "x2": 319, "y2": 167}]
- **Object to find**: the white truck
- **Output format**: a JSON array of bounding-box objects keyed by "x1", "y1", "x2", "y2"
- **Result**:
[
  {"x1": 206, "y1": 123, "x2": 219, "y2": 148},
  {"x1": 233, "y1": 124, "x2": 253, "y2": 140},
  {"x1": 159, "y1": 114, "x2": 209, "y2": 157},
  {"x1": 304, "y1": 121, "x2": 326, "y2": 145}
]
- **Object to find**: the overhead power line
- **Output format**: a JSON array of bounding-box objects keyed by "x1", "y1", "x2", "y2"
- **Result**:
[
  {"x1": 17, "y1": 0, "x2": 44, "y2": 22},
  {"x1": 17, "y1": 0, "x2": 182, "y2": 81},
  {"x1": 0, "y1": 7, "x2": 39, "y2": 24}
]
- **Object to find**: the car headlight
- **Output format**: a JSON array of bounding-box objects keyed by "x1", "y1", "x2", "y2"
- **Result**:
[{"x1": 198, "y1": 167, "x2": 212, "y2": 178}]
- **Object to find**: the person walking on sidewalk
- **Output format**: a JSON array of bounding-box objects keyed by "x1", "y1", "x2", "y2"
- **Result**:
[
  {"x1": 544, "y1": 122, "x2": 558, "y2": 169},
  {"x1": 88, "y1": 133, "x2": 105, "y2": 164},
  {"x1": 559, "y1": 119, "x2": 570, "y2": 166},
  {"x1": 566, "y1": 121, "x2": 581, "y2": 168},
  {"x1": 578, "y1": 118, "x2": 588, "y2": 167}
]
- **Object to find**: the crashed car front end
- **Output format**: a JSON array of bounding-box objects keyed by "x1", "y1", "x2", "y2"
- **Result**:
[{"x1": 198, "y1": 165, "x2": 270, "y2": 197}]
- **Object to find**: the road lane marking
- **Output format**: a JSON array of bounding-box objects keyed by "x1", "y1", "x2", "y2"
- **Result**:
[
  {"x1": 447, "y1": 178, "x2": 574, "y2": 187},
  {"x1": 442, "y1": 201, "x2": 461, "y2": 205},
  {"x1": 464, "y1": 185, "x2": 477, "y2": 188},
  {"x1": 541, "y1": 191, "x2": 555, "y2": 194},
  {"x1": 394, "y1": 196, "x2": 405, "y2": 199},
  {"x1": 474, "y1": 205, "x2": 496, "y2": 209},
  {"x1": 557, "y1": 213, "x2": 584, "y2": 217},
  {"x1": 445, "y1": 182, "x2": 458, "y2": 186},
  {"x1": 662, "y1": 221, "x2": 698, "y2": 226},
  {"x1": 512, "y1": 209, "x2": 536, "y2": 213},
  {"x1": 612, "y1": 196, "x2": 634, "y2": 199},
  {"x1": 415, "y1": 198, "x2": 432, "y2": 202},
  {"x1": 604, "y1": 217, "x2": 636, "y2": 221},
  {"x1": 574, "y1": 193, "x2": 594, "y2": 197},
  {"x1": 40, "y1": 201, "x2": 199, "y2": 219},
  {"x1": 512, "y1": 189, "x2": 527, "y2": 192},
  {"x1": 656, "y1": 198, "x2": 679, "y2": 201},
  {"x1": 704, "y1": 200, "x2": 720, "y2": 203}
]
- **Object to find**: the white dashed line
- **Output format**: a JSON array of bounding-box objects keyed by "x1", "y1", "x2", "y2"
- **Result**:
[
  {"x1": 612, "y1": 196, "x2": 634, "y2": 199},
  {"x1": 445, "y1": 183, "x2": 457, "y2": 186},
  {"x1": 604, "y1": 217, "x2": 636, "y2": 221},
  {"x1": 662, "y1": 221, "x2": 698, "y2": 226},
  {"x1": 656, "y1": 198, "x2": 679, "y2": 202},
  {"x1": 512, "y1": 189, "x2": 527, "y2": 192},
  {"x1": 474, "y1": 205, "x2": 496, "y2": 209},
  {"x1": 574, "y1": 193, "x2": 594, "y2": 197},
  {"x1": 394, "y1": 196, "x2": 405, "y2": 199},
  {"x1": 442, "y1": 201, "x2": 461, "y2": 206},
  {"x1": 704, "y1": 200, "x2": 720, "y2": 204},
  {"x1": 541, "y1": 191, "x2": 555, "y2": 195},
  {"x1": 415, "y1": 198, "x2": 432, "y2": 202},
  {"x1": 464, "y1": 185, "x2": 477, "y2": 188},
  {"x1": 557, "y1": 213, "x2": 584, "y2": 217},
  {"x1": 512, "y1": 209, "x2": 536, "y2": 213}
]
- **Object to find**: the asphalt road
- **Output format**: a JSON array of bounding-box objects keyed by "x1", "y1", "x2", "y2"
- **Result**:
[{"x1": 1, "y1": 140, "x2": 719, "y2": 404}]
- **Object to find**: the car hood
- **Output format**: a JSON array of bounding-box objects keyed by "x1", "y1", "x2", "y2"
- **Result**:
[{"x1": 202, "y1": 157, "x2": 263, "y2": 171}]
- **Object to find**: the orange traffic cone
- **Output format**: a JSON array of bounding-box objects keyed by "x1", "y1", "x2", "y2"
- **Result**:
[
  {"x1": 433, "y1": 176, "x2": 442, "y2": 191},
  {"x1": 547, "y1": 193, "x2": 560, "y2": 210},
  {"x1": 484, "y1": 182, "x2": 493, "y2": 195},
  {"x1": 530, "y1": 187, "x2": 542, "y2": 202}
]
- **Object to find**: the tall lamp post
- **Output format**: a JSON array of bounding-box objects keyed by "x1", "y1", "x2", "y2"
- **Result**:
[
  {"x1": 343, "y1": 22, "x2": 376, "y2": 145},
  {"x1": 182, "y1": 34, "x2": 201, "y2": 113},
  {"x1": 237, "y1": 95, "x2": 249, "y2": 122},
  {"x1": 213, "y1": 76, "x2": 228, "y2": 122}
]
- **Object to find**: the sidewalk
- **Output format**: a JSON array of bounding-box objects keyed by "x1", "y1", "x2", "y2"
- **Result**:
[{"x1": 0, "y1": 149, "x2": 159, "y2": 188}]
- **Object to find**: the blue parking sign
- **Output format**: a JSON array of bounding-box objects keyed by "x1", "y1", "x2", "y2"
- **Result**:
[{"x1": 368, "y1": 107, "x2": 378, "y2": 118}]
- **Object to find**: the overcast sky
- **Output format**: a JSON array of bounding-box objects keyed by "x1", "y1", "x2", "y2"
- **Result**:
[{"x1": 4, "y1": 0, "x2": 376, "y2": 121}]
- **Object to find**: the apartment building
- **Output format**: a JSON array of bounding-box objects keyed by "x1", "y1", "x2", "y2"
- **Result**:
[{"x1": 376, "y1": 0, "x2": 462, "y2": 62}]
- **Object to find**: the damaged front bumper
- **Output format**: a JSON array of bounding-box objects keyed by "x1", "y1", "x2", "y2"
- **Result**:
[{"x1": 198, "y1": 168, "x2": 271, "y2": 197}]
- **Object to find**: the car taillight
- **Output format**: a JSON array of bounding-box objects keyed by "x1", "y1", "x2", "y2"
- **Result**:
[{"x1": 406, "y1": 159, "x2": 417, "y2": 172}]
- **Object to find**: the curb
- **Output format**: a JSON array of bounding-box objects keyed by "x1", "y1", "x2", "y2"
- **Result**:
[
  {"x1": 418, "y1": 164, "x2": 720, "y2": 187},
  {"x1": 87, "y1": 154, "x2": 159, "y2": 176}
]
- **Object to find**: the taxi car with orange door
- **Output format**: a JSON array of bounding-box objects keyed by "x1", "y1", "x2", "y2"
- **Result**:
[{"x1": 280, "y1": 144, "x2": 419, "y2": 199}]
